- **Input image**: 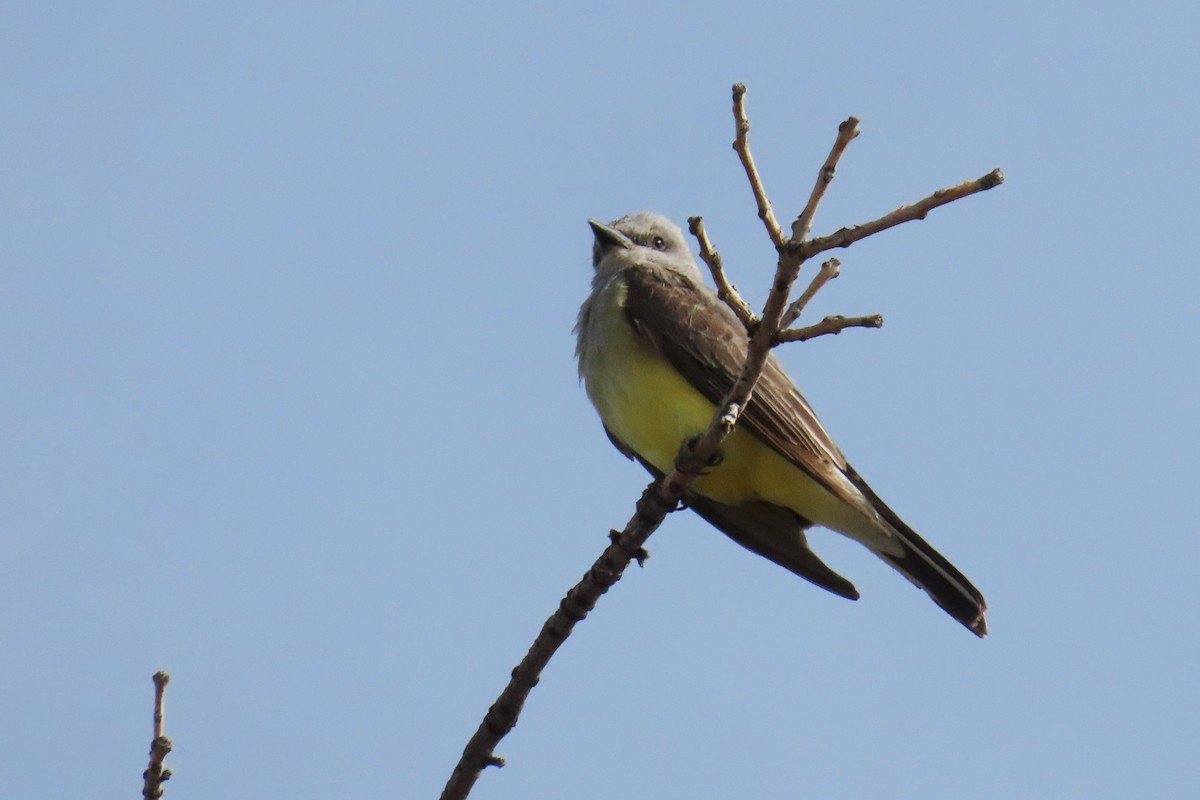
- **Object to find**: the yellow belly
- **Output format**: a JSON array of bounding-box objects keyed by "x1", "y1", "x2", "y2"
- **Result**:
[{"x1": 583, "y1": 302, "x2": 866, "y2": 536}]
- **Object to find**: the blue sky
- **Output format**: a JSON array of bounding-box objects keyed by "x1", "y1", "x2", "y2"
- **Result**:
[{"x1": 2, "y1": 2, "x2": 1198, "y2": 798}]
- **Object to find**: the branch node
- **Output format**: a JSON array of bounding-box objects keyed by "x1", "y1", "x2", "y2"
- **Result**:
[
  {"x1": 720, "y1": 403, "x2": 740, "y2": 428},
  {"x1": 608, "y1": 530, "x2": 649, "y2": 566},
  {"x1": 779, "y1": 258, "x2": 841, "y2": 330},
  {"x1": 791, "y1": 116, "x2": 861, "y2": 244}
]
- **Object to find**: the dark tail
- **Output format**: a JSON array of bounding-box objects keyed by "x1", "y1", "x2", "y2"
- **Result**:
[
  {"x1": 846, "y1": 464, "x2": 988, "y2": 637},
  {"x1": 687, "y1": 495, "x2": 861, "y2": 601}
]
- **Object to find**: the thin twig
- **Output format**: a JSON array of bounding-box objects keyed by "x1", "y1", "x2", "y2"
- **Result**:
[
  {"x1": 143, "y1": 671, "x2": 172, "y2": 800},
  {"x1": 799, "y1": 168, "x2": 1005, "y2": 260},
  {"x1": 779, "y1": 258, "x2": 841, "y2": 330},
  {"x1": 688, "y1": 216, "x2": 756, "y2": 328},
  {"x1": 776, "y1": 313, "x2": 883, "y2": 343},
  {"x1": 732, "y1": 84, "x2": 785, "y2": 249},
  {"x1": 152, "y1": 671, "x2": 167, "y2": 739},
  {"x1": 790, "y1": 118, "x2": 860, "y2": 244}
]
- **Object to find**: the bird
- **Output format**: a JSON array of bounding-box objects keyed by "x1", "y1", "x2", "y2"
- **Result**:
[{"x1": 575, "y1": 211, "x2": 987, "y2": 637}]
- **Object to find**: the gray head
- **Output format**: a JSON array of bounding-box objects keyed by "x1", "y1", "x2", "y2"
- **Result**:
[{"x1": 588, "y1": 212, "x2": 703, "y2": 282}]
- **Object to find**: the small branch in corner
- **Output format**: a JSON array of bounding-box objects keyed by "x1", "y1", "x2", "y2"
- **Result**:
[{"x1": 142, "y1": 671, "x2": 172, "y2": 800}]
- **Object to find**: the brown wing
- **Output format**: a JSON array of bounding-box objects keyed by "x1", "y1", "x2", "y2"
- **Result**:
[
  {"x1": 621, "y1": 263, "x2": 859, "y2": 508},
  {"x1": 617, "y1": 262, "x2": 988, "y2": 635}
]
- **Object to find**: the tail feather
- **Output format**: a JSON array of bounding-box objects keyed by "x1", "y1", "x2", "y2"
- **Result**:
[
  {"x1": 687, "y1": 495, "x2": 861, "y2": 601},
  {"x1": 845, "y1": 464, "x2": 987, "y2": 637}
]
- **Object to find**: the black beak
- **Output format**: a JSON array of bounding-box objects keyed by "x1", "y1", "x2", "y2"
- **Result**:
[{"x1": 588, "y1": 219, "x2": 633, "y2": 255}]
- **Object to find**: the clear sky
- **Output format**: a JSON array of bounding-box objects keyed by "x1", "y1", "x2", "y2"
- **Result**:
[{"x1": 3, "y1": 2, "x2": 1198, "y2": 798}]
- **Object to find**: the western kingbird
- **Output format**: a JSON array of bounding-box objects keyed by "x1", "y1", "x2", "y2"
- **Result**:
[{"x1": 575, "y1": 212, "x2": 987, "y2": 637}]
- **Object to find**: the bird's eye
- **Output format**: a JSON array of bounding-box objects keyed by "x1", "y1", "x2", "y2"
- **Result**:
[{"x1": 652, "y1": 236, "x2": 666, "y2": 250}]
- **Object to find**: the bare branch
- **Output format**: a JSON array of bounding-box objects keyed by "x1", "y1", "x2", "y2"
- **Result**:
[
  {"x1": 688, "y1": 216, "x2": 756, "y2": 329},
  {"x1": 779, "y1": 258, "x2": 841, "y2": 330},
  {"x1": 142, "y1": 671, "x2": 172, "y2": 800},
  {"x1": 790, "y1": 118, "x2": 860, "y2": 244},
  {"x1": 800, "y1": 168, "x2": 1004, "y2": 259},
  {"x1": 732, "y1": 84, "x2": 785, "y2": 249},
  {"x1": 440, "y1": 375, "x2": 765, "y2": 800},
  {"x1": 777, "y1": 313, "x2": 883, "y2": 343},
  {"x1": 439, "y1": 83, "x2": 1004, "y2": 800},
  {"x1": 438, "y1": 488, "x2": 676, "y2": 800}
]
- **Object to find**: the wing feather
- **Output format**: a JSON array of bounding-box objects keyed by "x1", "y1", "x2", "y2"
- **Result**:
[{"x1": 621, "y1": 264, "x2": 857, "y2": 507}]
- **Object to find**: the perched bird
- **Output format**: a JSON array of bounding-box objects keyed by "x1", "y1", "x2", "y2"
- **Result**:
[{"x1": 575, "y1": 212, "x2": 987, "y2": 636}]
